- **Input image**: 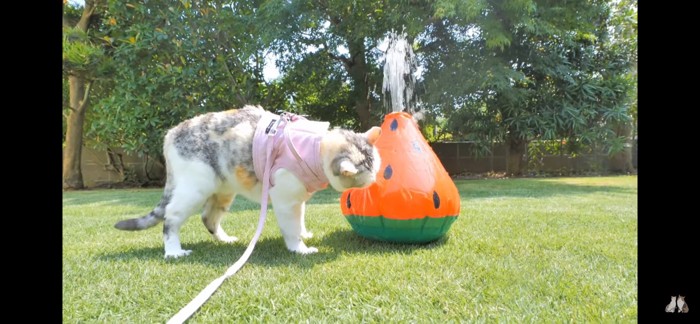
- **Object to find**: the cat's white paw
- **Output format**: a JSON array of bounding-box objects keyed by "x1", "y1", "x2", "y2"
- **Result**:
[
  {"x1": 164, "y1": 249, "x2": 192, "y2": 259},
  {"x1": 214, "y1": 233, "x2": 239, "y2": 243},
  {"x1": 285, "y1": 239, "x2": 317, "y2": 254},
  {"x1": 300, "y1": 231, "x2": 314, "y2": 239},
  {"x1": 293, "y1": 246, "x2": 318, "y2": 255}
]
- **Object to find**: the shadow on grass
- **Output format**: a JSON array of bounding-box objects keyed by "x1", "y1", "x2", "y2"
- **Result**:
[
  {"x1": 96, "y1": 239, "x2": 327, "y2": 268},
  {"x1": 97, "y1": 228, "x2": 448, "y2": 269},
  {"x1": 318, "y1": 228, "x2": 449, "y2": 254}
]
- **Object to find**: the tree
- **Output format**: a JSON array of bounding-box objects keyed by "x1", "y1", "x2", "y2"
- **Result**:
[
  {"x1": 606, "y1": 0, "x2": 637, "y2": 172},
  {"x1": 63, "y1": 0, "x2": 109, "y2": 189},
  {"x1": 77, "y1": 0, "x2": 638, "y2": 180},
  {"x1": 86, "y1": 0, "x2": 286, "y2": 161},
  {"x1": 418, "y1": 0, "x2": 637, "y2": 174},
  {"x1": 258, "y1": 0, "x2": 438, "y2": 130},
  {"x1": 279, "y1": 52, "x2": 358, "y2": 128}
]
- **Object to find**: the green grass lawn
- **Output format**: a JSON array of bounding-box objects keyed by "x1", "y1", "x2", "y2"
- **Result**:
[{"x1": 63, "y1": 176, "x2": 637, "y2": 322}]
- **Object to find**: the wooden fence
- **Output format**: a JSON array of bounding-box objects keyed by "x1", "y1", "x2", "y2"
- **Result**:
[{"x1": 72, "y1": 140, "x2": 637, "y2": 188}]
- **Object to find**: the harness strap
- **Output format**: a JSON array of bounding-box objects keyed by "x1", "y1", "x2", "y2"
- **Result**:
[
  {"x1": 167, "y1": 118, "x2": 281, "y2": 324},
  {"x1": 284, "y1": 126, "x2": 324, "y2": 182}
]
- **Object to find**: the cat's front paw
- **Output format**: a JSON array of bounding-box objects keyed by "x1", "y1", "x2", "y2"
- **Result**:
[
  {"x1": 214, "y1": 233, "x2": 239, "y2": 243},
  {"x1": 292, "y1": 246, "x2": 318, "y2": 255},
  {"x1": 164, "y1": 249, "x2": 192, "y2": 259}
]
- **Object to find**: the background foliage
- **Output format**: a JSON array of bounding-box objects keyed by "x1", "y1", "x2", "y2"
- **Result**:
[{"x1": 63, "y1": 0, "x2": 637, "y2": 183}]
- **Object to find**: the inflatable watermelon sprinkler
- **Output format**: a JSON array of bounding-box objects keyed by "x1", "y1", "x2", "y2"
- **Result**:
[
  {"x1": 340, "y1": 111, "x2": 461, "y2": 243},
  {"x1": 342, "y1": 31, "x2": 460, "y2": 243}
]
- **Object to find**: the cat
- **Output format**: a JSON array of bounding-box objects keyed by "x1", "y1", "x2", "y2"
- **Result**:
[
  {"x1": 666, "y1": 296, "x2": 677, "y2": 313},
  {"x1": 114, "y1": 105, "x2": 382, "y2": 258},
  {"x1": 677, "y1": 295, "x2": 689, "y2": 313}
]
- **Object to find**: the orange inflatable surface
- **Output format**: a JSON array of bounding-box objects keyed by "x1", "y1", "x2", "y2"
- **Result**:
[{"x1": 341, "y1": 112, "x2": 460, "y2": 242}]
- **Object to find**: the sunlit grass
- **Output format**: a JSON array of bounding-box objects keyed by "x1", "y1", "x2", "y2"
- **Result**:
[{"x1": 63, "y1": 176, "x2": 637, "y2": 322}]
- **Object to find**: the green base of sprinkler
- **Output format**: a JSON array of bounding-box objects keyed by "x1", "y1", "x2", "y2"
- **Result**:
[{"x1": 344, "y1": 215, "x2": 458, "y2": 243}]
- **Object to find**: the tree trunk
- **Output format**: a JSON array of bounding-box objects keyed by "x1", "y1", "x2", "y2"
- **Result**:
[
  {"x1": 608, "y1": 120, "x2": 635, "y2": 173},
  {"x1": 506, "y1": 137, "x2": 527, "y2": 176},
  {"x1": 346, "y1": 39, "x2": 373, "y2": 131},
  {"x1": 63, "y1": 1, "x2": 97, "y2": 190},
  {"x1": 63, "y1": 77, "x2": 90, "y2": 190},
  {"x1": 354, "y1": 99, "x2": 372, "y2": 131},
  {"x1": 324, "y1": 10, "x2": 374, "y2": 131}
]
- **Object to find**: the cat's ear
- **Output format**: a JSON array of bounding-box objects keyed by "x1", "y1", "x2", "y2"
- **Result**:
[
  {"x1": 364, "y1": 126, "x2": 382, "y2": 145},
  {"x1": 339, "y1": 160, "x2": 358, "y2": 177}
]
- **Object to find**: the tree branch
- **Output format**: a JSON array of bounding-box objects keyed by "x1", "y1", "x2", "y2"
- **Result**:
[
  {"x1": 216, "y1": 31, "x2": 249, "y2": 106},
  {"x1": 76, "y1": 1, "x2": 97, "y2": 32},
  {"x1": 223, "y1": 58, "x2": 249, "y2": 106},
  {"x1": 78, "y1": 81, "x2": 92, "y2": 112},
  {"x1": 327, "y1": 51, "x2": 352, "y2": 70}
]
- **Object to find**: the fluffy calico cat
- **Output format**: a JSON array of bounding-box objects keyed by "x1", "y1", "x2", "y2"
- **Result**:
[
  {"x1": 115, "y1": 105, "x2": 382, "y2": 258},
  {"x1": 666, "y1": 296, "x2": 677, "y2": 313},
  {"x1": 677, "y1": 295, "x2": 689, "y2": 313}
]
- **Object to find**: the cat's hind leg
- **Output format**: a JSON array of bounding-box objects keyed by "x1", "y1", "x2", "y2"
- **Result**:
[
  {"x1": 202, "y1": 193, "x2": 238, "y2": 243},
  {"x1": 163, "y1": 181, "x2": 214, "y2": 259}
]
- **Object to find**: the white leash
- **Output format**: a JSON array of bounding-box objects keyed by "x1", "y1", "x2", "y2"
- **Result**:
[{"x1": 167, "y1": 117, "x2": 282, "y2": 324}]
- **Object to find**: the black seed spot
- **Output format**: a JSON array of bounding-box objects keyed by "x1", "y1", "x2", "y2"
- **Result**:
[
  {"x1": 433, "y1": 191, "x2": 440, "y2": 209},
  {"x1": 390, "y1": 119, "x2": 398, "y2": 131},
  {"x1": 346, "y1": 192, "x2": 352, "y2": 209},
  {"x1": 383, "y1": 165, "x2": 393, "y2": 180}
]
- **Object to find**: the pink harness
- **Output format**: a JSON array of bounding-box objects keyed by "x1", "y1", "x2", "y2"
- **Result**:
[{"x1": 252, "y1": 111, "x2": 330, "y2": 193}]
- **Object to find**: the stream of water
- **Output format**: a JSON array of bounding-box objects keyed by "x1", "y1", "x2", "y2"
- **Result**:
[{"x1": 382, "y1": 31, "x2": 420, "y2": 117}]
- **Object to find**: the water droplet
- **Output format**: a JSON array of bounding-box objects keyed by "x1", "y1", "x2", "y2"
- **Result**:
[{"x1": 412, "y1": 140, "x2": 421, "y2": 152}]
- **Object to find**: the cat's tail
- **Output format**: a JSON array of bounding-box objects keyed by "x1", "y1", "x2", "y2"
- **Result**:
[
  {"x1": 114, "y1": 191, "x2": 170, "y2": 231},
  {"x1": 114, "y1": 212, "x2": 162, "y2": 231}
]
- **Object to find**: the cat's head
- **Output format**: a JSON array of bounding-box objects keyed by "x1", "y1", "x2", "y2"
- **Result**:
[{"x1": 321, "y1": 126, "x2": 382, "y2": 192}]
